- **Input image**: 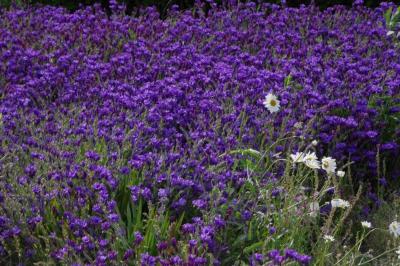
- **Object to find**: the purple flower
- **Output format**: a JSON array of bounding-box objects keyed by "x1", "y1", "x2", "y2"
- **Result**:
[
  {"x1": 213, "y1": 215, "x2": 225, "y2": 229},
  {"x1": 107, "y1": 213, "x2": 119, "y2": 223},
  {"x1": 200, "y1": 226, "x2": 214, "y2": 243},
  {"x1": 123, "y1": 249, "x2": 134, "y2": 260},
  {"x1": 188, "y1": 239, "x2": 198, "y2": 253},
  {"x1": 171, "y1": 256, "x2": 183, "y2": 264},
  {"x1": 101, "y1": 222, "x2": 111, "y2": 231},
  {"x1": 267, "y1": 249, "x2": 285, "y2": 264},
  {"x1": 365, "y1": 131, "x2": 378, "y2": 138},
  {"x1": 141, "y1": 252, "x2": 156, "y2": 266},
  {"x1": 241, "y1": 210, "x2": 252, "y2": 221},
  {"x1": 130, "y1": 186, "x2": 140, "y2": 202},
  {"x1": 108, "y1": 251, "x2": 117, "y2": 260},
  {"x1": 85, "y1": 150, "x2": 100, "y2": 161},
  {"x1": 250, "y1": 253, "x2": 264, "y2": 266},
  {"x1": 158, "y1": 188, "x2": 169, "y2": 199},
  {"x1": 11, "y1": 226, "x2": 21, "y2": 237},
  {"x1": 134, "y1": 231, "x2": 144, "y2": 245},
  {"x1": 82, "y1": 236, "x2": 90, "y2": 245},
  {"x1": 182, "y1": 223, "x2": 196, "y2": 234},
  {"x1": 157, "y1": 241, "x2": 168, "y2": 251},
  {"x1": 141, "y1": 187, "x2": 152, "y2": 201},
  {"x1": 99, "y1": 239, "x2": 109, "y2": 248},
  {"x1": 192, "y1": 199, "x2": 208, "y2": 209},
  {"x1": 24, "y1": 164, "x2": 36, "y2": 177},
  {"x1": 284, "y1": 249, "x2": 312, "y2": 265}
]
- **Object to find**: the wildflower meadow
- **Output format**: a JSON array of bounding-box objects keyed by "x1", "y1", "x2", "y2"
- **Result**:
[{"x1": 0, "y1": 0, "x2": 400, "y2": 265}]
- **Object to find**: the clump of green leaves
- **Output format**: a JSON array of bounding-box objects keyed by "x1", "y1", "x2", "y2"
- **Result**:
[
  {"x1": 368, "y1": 94, "x2": 400, "y2": 143},
  {"x1": 385, "y1": 6, "x2": 400, "y2": 32}
]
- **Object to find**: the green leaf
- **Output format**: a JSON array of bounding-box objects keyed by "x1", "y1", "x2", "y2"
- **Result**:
[
  {"x1": 127, "y1": 204, "x2": 133, "y2": 242},
  {"x1": 134, "y1": 199, "x2": 143, "y2": 231},
  {"x1": 241, "y1": 158, "x2": 257, "y2": 171},
  {"x1": 160, "y1": 211, "x2": 170, "y2": 237},
  {"x1": 248, "y1": 220, "x2": 253, "y2": 240},
  {"x1": 384, "y1": 7, "x2": 393, "y2": 29},
  {"x1": 128, "y1": 29, "x2": 137, "y2": 40},
  {"x1": 243, "y1": 241, "x2": 264, "y2": 254},
  {"x1": 227, "y1": 148, "x2": 262, "y2": 160},
  {"x1": 284, "y1": 74, "x2": 292, "y2": 88},
  {"x1": 231, "y1": 234, "x2": 247, "y2": 249},
  {"x1": 176, "y1": 212, "x2": 185, "y2": 230}
]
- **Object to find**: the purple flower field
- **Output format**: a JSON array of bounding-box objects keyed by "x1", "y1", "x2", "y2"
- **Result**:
[{"x1": 0, "y1": 1, "x2": 400, "y2": 265}]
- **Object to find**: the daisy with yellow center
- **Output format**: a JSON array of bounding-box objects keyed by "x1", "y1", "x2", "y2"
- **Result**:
[
  {"x1": 330, "y1": 198, "x2": 350, "y2": 208},
  {"x1": 290, "y1": 152, "x2": 305, "y2": 163},
  {"x1": 303, "y1": 151, "x2": 320, "y2": 169},
  {"x1": 336, "y1": 170, "x2": 345, "y2": 177},
  {"x1": 263, "y1": 93, "x2": 280, "y2": 113},
  {"x1": 389, "y1": 221, "x2": 400, "y2": 238},
  {"x1": 321, "y1": 157, "x2": 336, "y2": 175},
  {"x1": 361, "y1": 221, "x2": 372, "y2": 229}
]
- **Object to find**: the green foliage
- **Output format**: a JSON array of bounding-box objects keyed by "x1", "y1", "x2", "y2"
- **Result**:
[
  {"x1": 213, "y1": 143, "x2": 400, "y2": 265},
  {"x1": 329, "y1": 107, "x2": 352, "y2": 118},
  {"x1": 385, "y1": 6, "x2": 400, "y2": 31},
  {"x1": 368, "y1": 94, "x2": 400, "y2": 143}
]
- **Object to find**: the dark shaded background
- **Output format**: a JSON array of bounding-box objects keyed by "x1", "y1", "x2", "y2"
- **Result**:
[{"x1": 1, "y1": 0, "x2": 399, "y2": 15}]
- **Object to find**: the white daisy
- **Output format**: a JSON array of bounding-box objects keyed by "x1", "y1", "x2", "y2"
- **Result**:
[
  {"x1": 321, "y1": 157, "x2": 337, "y2": 174},
  {"x1": 290, "y1": 152, "x2": 305, "y2": 163},
  {"x1": 311, "y1": 140, "x2": 318, "y2": 146},
  {"x1": 331, "y1": 199, "x2": 350, "y2": 209},
  {"x1": 305, "y1": 159, "x2": 320, "y2": 169},
  {"x1": 336, "y1": 170, "x2": 345, "y2": 178},
  {"x1": 361, "y1": 221, "x2": 372, "y2": 229},
  {"x1": 263, "y1": 93, "x2": 280, "y2": 113},
  {"x1": 389, "y1": 221, "x2": 400, "y2": 238},
  {"x1": 387, "y1": 30, "x2": 395, "y2": 36},
  {"x1": 303, "y1": 151, "x2": 318, "y2": 162},
  {"x1": 303, "y1": 152, "x2": 320, "y2": 169},
  {"x1": 323, "y1": 235, "x2": 335, "y2": 242}
]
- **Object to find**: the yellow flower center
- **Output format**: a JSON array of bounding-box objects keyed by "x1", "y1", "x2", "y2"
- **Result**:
[{"x1": 270, "y1": 100, "x2": 276, "y2": 107}]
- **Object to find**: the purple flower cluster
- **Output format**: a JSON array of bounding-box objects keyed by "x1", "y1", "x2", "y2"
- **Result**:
[
  {"x1": 267, "y1": 249, "x2": 311, "y2": 265},
  {"x1": 0, "y1": 1, "x2": 399, "y2": 264}
]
